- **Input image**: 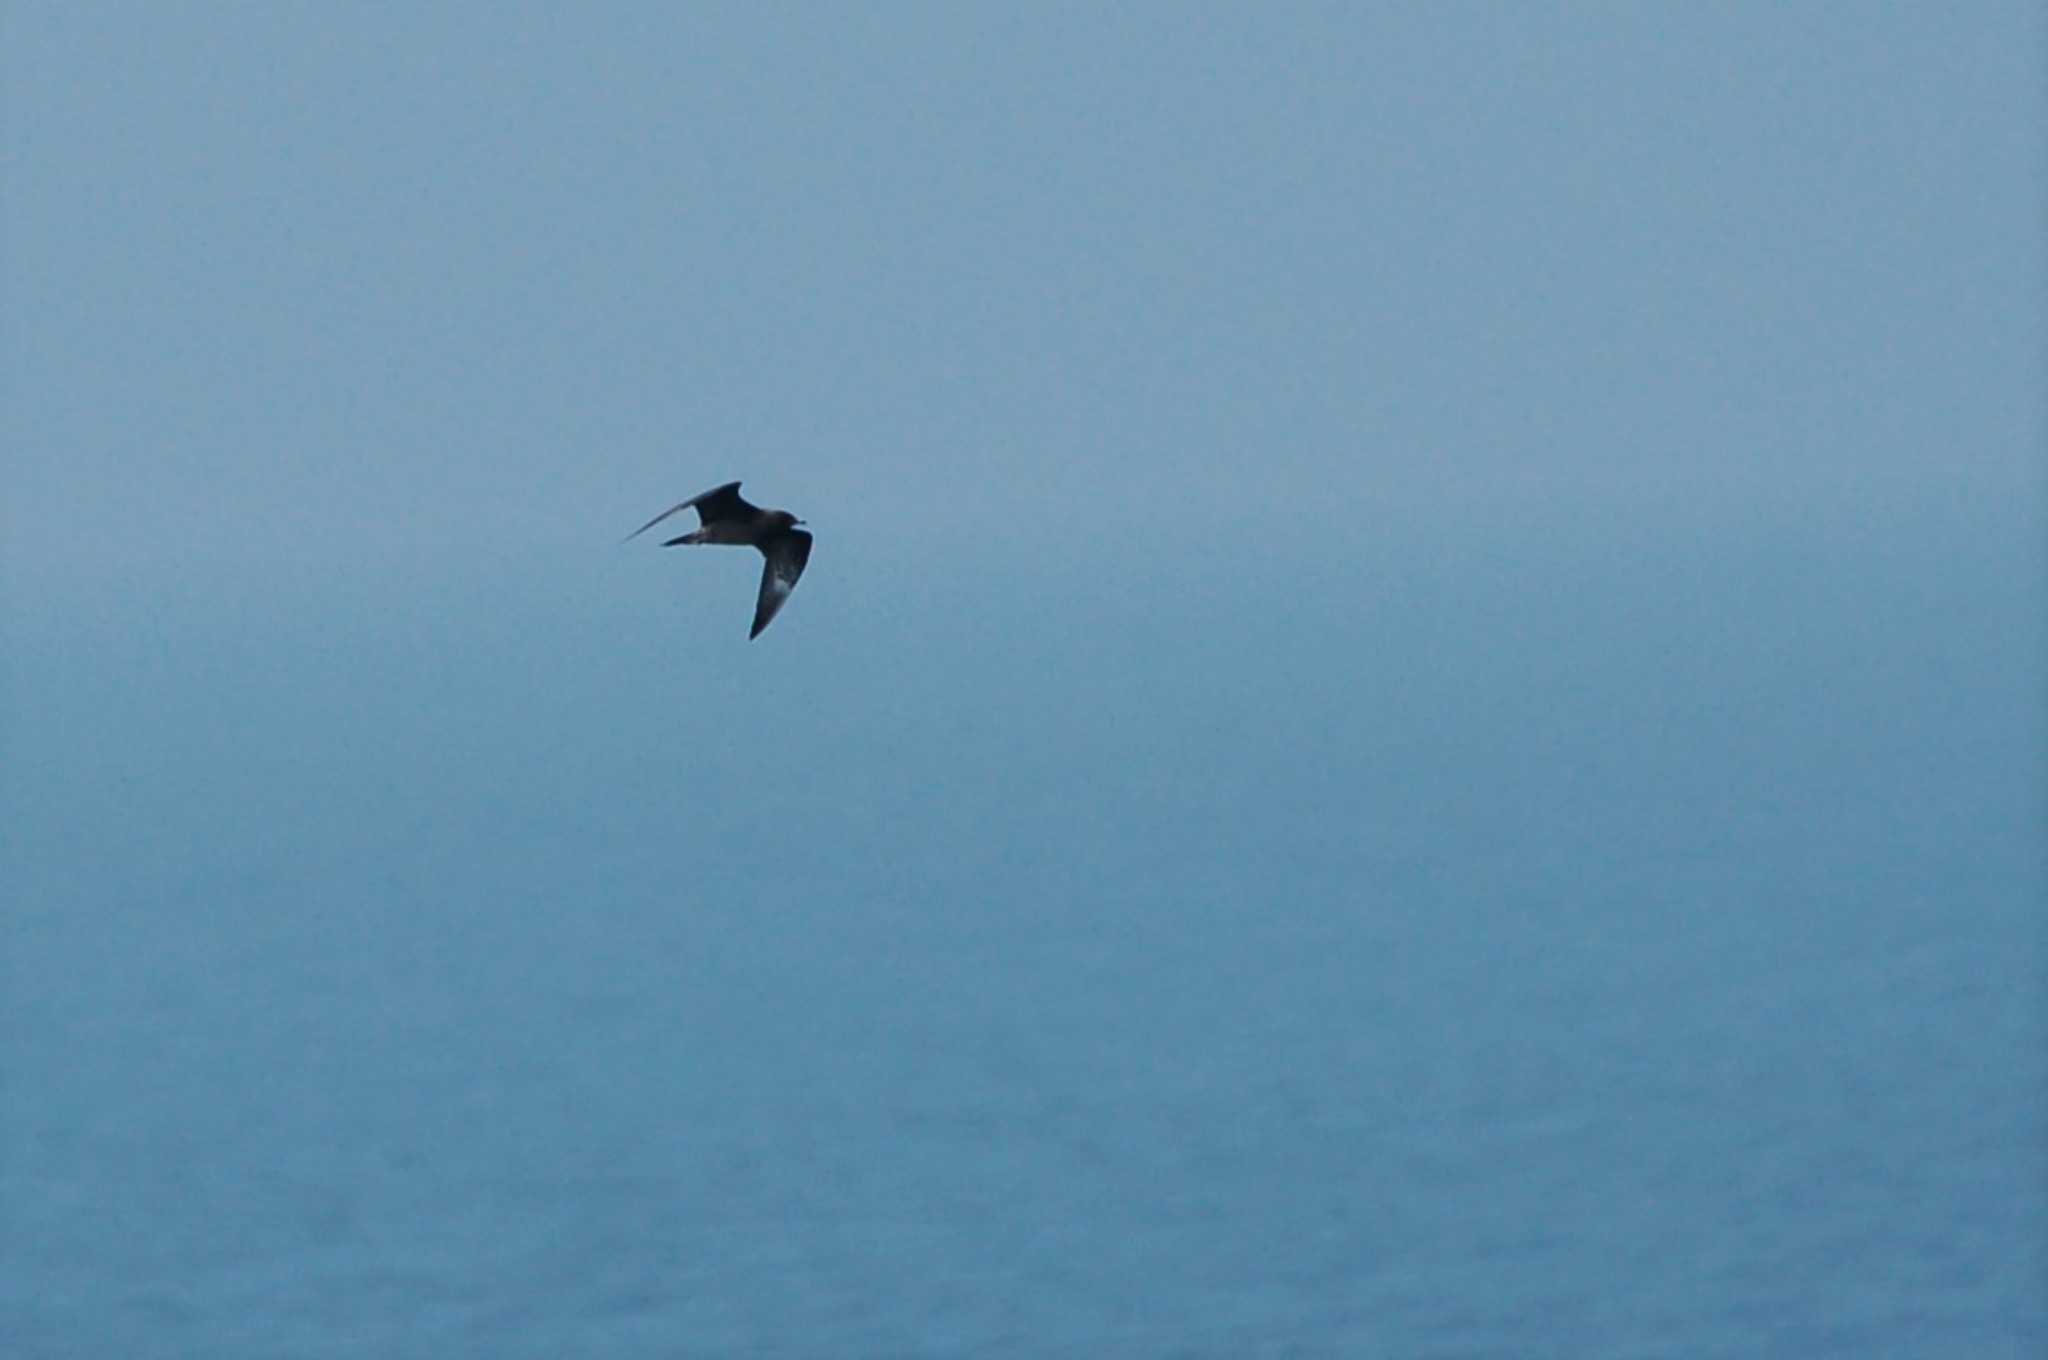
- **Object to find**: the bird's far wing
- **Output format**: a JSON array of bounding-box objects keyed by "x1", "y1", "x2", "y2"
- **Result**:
[
  {"x1": 749, "y1": 529, "x2": 813, "y2": 639},
  {"x1": 621, "y1": 481, "x2": 751, "y2": 542}
]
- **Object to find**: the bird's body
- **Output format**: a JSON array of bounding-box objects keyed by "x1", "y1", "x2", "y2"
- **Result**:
[{"x1": 625, "y1": 482, "x2": 812, "y2": 638}]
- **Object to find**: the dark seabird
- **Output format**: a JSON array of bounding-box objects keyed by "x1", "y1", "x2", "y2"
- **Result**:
[{"x1": 624, "y1": 482, "x2": 812, "y2": 639}]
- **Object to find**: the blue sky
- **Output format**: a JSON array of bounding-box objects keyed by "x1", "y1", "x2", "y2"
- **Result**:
[{"x1": 6, "y1": 5, "x2": 2039, "y2": 576}]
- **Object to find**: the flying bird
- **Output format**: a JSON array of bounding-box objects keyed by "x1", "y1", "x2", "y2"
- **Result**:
[{"x1": 625, "y1": 482, "x2": 812, "y2": 639}]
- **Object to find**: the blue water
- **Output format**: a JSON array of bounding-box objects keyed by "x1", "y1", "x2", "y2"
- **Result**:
[{"x1": 6, "y1": 508, "x2": 2041, "y2": 1356}]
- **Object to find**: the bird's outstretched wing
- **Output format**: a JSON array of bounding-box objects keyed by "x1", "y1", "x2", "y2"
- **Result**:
[
  {"x1": 750, "y1": 530, "x2": 813, "y2": 639},
  {"x1": 622, "y1": 481, "x2": 755, "y2": 542}
]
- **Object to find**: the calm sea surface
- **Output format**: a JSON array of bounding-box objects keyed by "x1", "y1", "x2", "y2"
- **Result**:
[{"x1": 7, "y1": 512, "x2": 2041, "y2": 1355}]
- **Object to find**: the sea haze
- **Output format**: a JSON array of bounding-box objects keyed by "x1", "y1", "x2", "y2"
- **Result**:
[
  {"x1": 5, "y1": 493, "x2": 2040, "y2": 1356},
  {"x1": 4, "y1": 4, "x2": 2041, "y2": 1352}
]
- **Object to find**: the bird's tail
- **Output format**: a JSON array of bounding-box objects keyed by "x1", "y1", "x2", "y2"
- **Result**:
[{"x1": 662, "y1": 530, "x2": 709, "y2": 547}]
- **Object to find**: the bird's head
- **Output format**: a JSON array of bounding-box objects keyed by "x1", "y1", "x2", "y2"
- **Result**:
[{"x1": 771, "y1": 510, "x2": 804, "y2": 530}]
